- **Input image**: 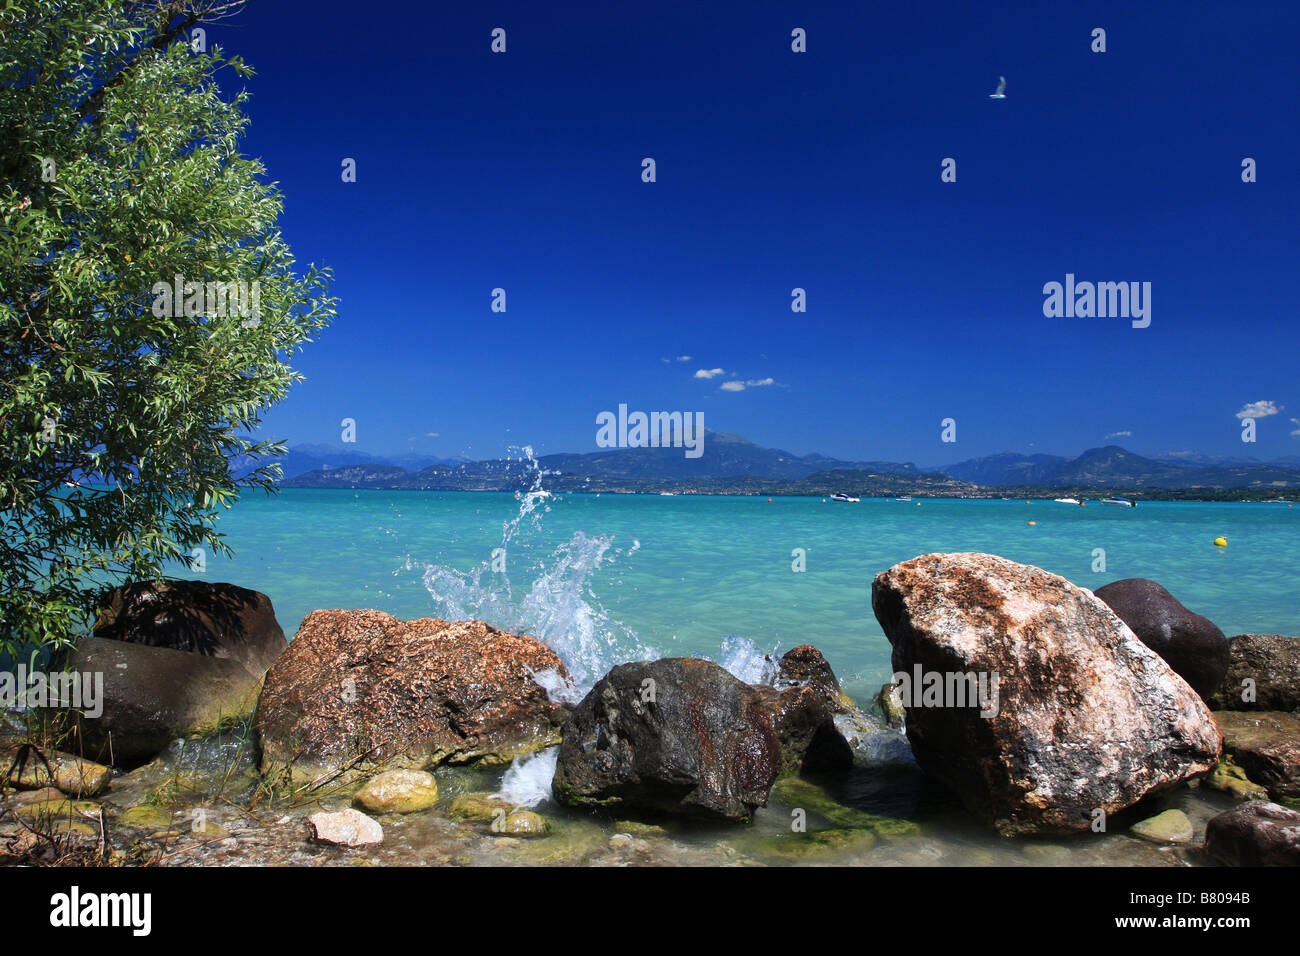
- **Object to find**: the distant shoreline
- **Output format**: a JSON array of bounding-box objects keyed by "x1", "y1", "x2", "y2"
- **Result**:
[{"x1": 274, "y1": 482, "x2": 1295, "y2": 504}]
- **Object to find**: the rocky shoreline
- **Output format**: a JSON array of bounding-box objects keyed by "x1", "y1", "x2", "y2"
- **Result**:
[{"x1": 3, "y1": 554, "x2": 1298, "y2": 866}]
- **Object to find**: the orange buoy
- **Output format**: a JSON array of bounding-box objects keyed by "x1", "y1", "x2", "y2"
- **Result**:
[{"x1": 1028, "y1": 520, "x2": 1037, "y2": 526}]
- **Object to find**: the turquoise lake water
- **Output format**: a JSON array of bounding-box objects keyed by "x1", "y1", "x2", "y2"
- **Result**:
[{"x1": 177, "y1": 488, "x2": 1298, "y2": 702}]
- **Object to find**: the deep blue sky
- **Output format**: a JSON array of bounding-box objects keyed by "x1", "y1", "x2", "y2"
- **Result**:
[{"x1": 209, "y1": 1, "x2": 1298, "y2": 466}]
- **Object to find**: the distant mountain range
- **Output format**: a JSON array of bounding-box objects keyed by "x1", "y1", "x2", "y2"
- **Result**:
[
  {"x1": 275, "y1": 435, "x2": 1300, "y2": 496},
  {"x1": 928, "y1": 446, "x2": 1300, "y2": 489}
]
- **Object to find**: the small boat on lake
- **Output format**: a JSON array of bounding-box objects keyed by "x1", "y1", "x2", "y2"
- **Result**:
[
  {"x1": 830, "y1": 493, "x2": 860, "y2": 503},
  {"x1": 1101, "y1": 497, "x2": 1136, "y2": 507}
]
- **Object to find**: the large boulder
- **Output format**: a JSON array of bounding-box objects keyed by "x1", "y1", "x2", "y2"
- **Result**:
[
  {"x1": 751, "y1": 645, "x2": 854, "y2": 774},
  {"x1": 872, "y1": 553, "x2": 1222, "y2": 835},
  {"x1": 256, "y1": 610, "x2": 571, "y2": 786},
  {"x1": 1214, "y1": 711, "x2": 1300, "y2": 802},
  {"x1": 59, "y1": 638, "x2": 266, "y2": 766},
  {"x1": 552, "y1": 658, "x2": 782, "y2": 822},
  {"x1": 1093, "y1": 578, "x2": 1230, "y2": 699},
  {"x1": 93, "y1": 580, "x2": 287, "y2": 677},
  {"x1": 1209, "y1": 634, "x2": 1300, "y2": 712},
  {"x1": 1204, "y1": 802, "x2": 1300, "y2": 866},
  {"x1": 55, "y1": 581, "x2": 287, "y2": 766}
]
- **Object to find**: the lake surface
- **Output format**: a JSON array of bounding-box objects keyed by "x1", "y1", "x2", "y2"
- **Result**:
[{"x1": 183, "y1": 487, "x2": 1298, "y2": 702}]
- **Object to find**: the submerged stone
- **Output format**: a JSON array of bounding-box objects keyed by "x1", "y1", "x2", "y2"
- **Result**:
[
  {"x1": 1130, "y1": 809, "x2": 1194, "y2": 844},
  {"x1": 354, "y1": 769, "x2": 439, "y2": 815}
]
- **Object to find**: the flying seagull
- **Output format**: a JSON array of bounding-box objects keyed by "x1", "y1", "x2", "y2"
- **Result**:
[{"x1": 989, "y1": 76, "x2": 1007, "y2": 99}]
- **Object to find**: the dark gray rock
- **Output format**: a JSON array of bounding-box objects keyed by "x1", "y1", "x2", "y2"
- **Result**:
[
  {"x1": 1209, "y1": 634, "x2": 1300, "y2": 712},
  {"x1": 94, "y1": 580, "x2": 287, "y2": 677},
  {"x1": 1093, "y1": 578, "x2": 1230, "y2": 699},
  {"x1": 552, "y1": 658, "x2": 781, "y2": 822},
  {"x1": 59, "y1": 637, "x2": 265, "y2": 766},
  {"x1": 52, "y1": 581, "x2": 289, "y2": 766},
  {"x1": 1204, "y1": 802, "x2": 1300, "y2": 866}
]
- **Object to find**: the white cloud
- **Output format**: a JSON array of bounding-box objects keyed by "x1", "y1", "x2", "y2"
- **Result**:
[
  {"x1": 425, "y1": 432, "x2": 439, "y2": 437},
  {"x1": 1236, "y1": 400, "x2": 1282, "y2": 419},
  {"x1": 718, "y1": 376, "x2": 779, "y2": 393},
  {"x1": 1105, "y1": 430, "x2": 1132, "y2": 439},
  {"x1": 694, "y1": 368, "x2": 725, "y2": 379},
  {"x1": 1291, "y1": 418, "x2": 1300, "y2": 439},
  {"x1": 676, "y1": 355, "x2": 691, "y2": 362}
]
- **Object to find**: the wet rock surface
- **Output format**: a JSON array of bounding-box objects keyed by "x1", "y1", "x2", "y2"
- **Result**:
[
  {"x1": 1209, "y1": 634, "x2": 1300, "y2": 712},
  {"x1": 256, "y1": 611, "x2": 572, "y2": 785},
  {"x1": 1093, "y1": 578, "x2": 1230, "y2": 699},
  {"x1": 872, "y1": 553, "x2": 1222, "y2": 835},
  {"x1": 553, "y1": 658, "x2": 781, "y2": 821},
  {"x1": 1214, "y1": 711, "x2": 1300, "y2": 802},
  {"x1": 58, "y1": 638, "x2": 265, "y2": 766},
  {"x1": 751, "y1": 645, "x2": 854, "y2": 774},
  {"x1": 1204, "y1": 801, "x2": 1300, "y2": 866}
]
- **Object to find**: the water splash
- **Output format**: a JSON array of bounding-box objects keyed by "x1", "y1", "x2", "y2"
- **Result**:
[
  {"x1": 408, "y1": 448, "x2": 655, "y2": 695},
  {"x1": 494, "y1": 747, "x2": 559, "y2": 808}
]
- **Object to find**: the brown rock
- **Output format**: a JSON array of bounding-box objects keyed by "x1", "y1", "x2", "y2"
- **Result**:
[
  {"x1": 1204, "y1": 802, "x2": 1300, "y2": 866},
  {"x1": 751, "y1": 645, "x2": 853, "y2": 774},
  {"x1": 872, "y1": 552, "x2": 1223, "y2": 835},
  {"x1": 1092, "y1": 578, "x2": 1229, "y2": 699},
  {"x1": 1209, "y1": 634, "x2": 1300, "y2": 712},
  {"x1": 256, "y1": 611, "x2": 572, "y2": 786},
  {"x1": 1214, "y1": 711, "x2": 1300, "y2": 801},
  {"x1": 0, "y1": 743, "x2": 112, "y2": 796}
]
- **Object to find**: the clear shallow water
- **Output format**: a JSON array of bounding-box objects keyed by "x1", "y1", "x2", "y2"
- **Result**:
[{"x1": 176, "y1": 488, "x2": 1299, "y2": 702}]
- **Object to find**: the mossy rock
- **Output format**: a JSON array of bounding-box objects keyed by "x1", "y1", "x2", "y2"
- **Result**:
[
  {"x1": 448, "y1": 792, "x2": 513, "y2": 822},
  {"x1": 1130, "y1": 808, "x2": 1194, "y2": 844},
  {"x1": 759, "y1": 827, "x2": 878, "y2": 861},
  {"x1": 492, "y1": 810, "x2": 550, "y2": 837},
  {"x1": 118, "y1": 805, "x2": 174, "y2": 831},
  {"x1": 1206, "y1": 759, "x2": 1270, "y2": 801},
  {"x1": 773, "y1": 776, "x2": 919, "y2": 838},
  {"x1": 613, "y1": 819, "x2": 670, "y2": 838},
  {"x1": 15, "y1": 798, "x2": 101, "y2": 823}
]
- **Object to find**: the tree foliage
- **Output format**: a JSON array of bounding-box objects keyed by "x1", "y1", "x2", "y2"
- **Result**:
[{"x1": 0, "y1": 0, "x2": 336, "y2": 654}]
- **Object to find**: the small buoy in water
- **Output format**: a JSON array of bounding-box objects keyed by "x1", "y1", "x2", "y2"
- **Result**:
[
  {"x1": 1213, "y1": 536, "x2": 1228, "y2": 547},
  {"x1": 1079, "y1": 501, "x2": 1085, "y2": 507},
  {"x1": 1028, "y1": 520, "x2": 1037, "y2": 526},
  {"x1": 767, "y1": 498, "x2": 773, "y2": 502}
]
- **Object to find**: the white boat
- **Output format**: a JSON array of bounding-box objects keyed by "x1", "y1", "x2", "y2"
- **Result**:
[
  {"x1": 830, "y1": 493, "x2": 860, "y2": 503},
  {"x1": 894, "y1": 496, "x2": 912, "y2": 502},
  {"x1": 1101, "y1": 497, "x2": 1136, "y2": 507},
  {"x1": 1054, "y1": 497, "x2": 1081, "y2": 505}
]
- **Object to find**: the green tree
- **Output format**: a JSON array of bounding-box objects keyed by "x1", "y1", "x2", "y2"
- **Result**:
[{"x1": 0, "y1": 0, "x2": 337, "y2": 655}]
